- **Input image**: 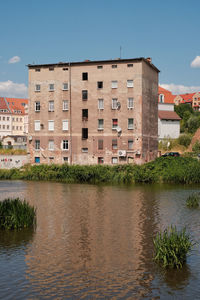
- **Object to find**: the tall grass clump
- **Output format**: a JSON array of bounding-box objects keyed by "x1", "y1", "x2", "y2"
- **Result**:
[
  {"x1": 153, "y1": 226, "x2": 193, "y2": 269},
  {"x1": 0, "y1": 198, "x2": 36, "y2": 230},
  {"x1": 186, "y1": 193, "x2": 200, "y2": 208}
]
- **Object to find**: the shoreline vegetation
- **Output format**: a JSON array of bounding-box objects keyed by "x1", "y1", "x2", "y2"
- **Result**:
[{"x1": 0, "y1": 156, "x2": 200, "y2": 184}]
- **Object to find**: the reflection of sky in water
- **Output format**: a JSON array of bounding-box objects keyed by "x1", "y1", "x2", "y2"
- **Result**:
[{"x1": 0, "y1": 181, "x2": 200, "y2": 299}]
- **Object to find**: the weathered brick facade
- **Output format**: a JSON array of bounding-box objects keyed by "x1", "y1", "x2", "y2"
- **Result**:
[{"x1": 28, "y1": 58, "x2": 159, "y2": 165}]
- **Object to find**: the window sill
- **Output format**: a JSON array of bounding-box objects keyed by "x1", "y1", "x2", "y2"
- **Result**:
[
  {"x1": 35, "y1": 110, "x2": 40, "y2": 112},
  {"x1": 62, "y1": 89, "x2": 68, "y2": 91},
  {"x1": 49, "y1": 90, "x2": 54, "y2": 92},
  {"x1": 98, "y1": 128, "x2": 104, "y2": 131},
  {"x1": 35, "y1": 91, "x2": 40, "y2": 92},
  {"x1": 48, "y1": 110, "x2": 54, "y2": 112}
]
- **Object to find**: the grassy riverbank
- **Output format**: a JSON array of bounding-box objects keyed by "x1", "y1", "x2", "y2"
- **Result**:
[{"x1": 0, "y1": 156, "x2": 200, "y2": 184}]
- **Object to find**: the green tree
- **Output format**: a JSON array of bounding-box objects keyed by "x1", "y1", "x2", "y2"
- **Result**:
[
  {"x1": 175, "y1": 103, "x2": 193, "y2": 119},
  {"x1": 187, "y1": 115, "x2": 200, "y2": 133}
]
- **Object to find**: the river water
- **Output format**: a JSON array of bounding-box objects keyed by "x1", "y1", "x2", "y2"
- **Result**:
[{"x1": 0, "y1": 181, "x2": 200, "y2": 299}]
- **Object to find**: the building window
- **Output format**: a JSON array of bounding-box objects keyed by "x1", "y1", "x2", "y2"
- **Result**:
[
  {"x1": 62, "y1": 140, "x2": 69, "y2": 150},
  {"x1": 127, "y1": 98, "x2": 134, "y2": 109},
  {"x1": 128, "y1": 140, "x2": 134, "y2": 149},
  {"x1": 98, "y1": 139, "x2": 103, "y2": 150},
  {"x1": 35, "y1": 84, "x2": 40, "y2": 92},
  {"x1": 127, "y1": 64, "x2": 133, "y2": 67},
  {"x1": 20, "y1": 118, "x2": 22, "y2": 122},
  {"x1": 48, "y1": 140, "x2": 54, "y2": 151},
  {"x1": 128, "y1": 118, "x2": 134, "y2": 129},
  {"x1": 35, "y1": 68, "x2": 40, "y2": 72},
  {"x1": 112, "y1": 65, "x2": 117, "y2": 68},
  {"x1": 98, "y1": 119, "x2": 104, "y2": 130},
  {"x1": 159, "y1": 94, "x2": 164, "y2": 103},
  {"x1": 30, "y1": 138, "x2": 36, "y2": 148},
  {"x1": 97, "y1": 65, "x2": 103, "y2": 69},
  {"x1": 62, "y1": 120, "x2": 69, "y2": 131},
  {"x1": 34, "y1": 120, "x2": 40, "y2": 131},
  {"x1": 63, "y1": 67, "x2": 68, "y2": 71},
  {"x1": 35, "y1": 157, "x2": 40, "y2": 163},
  {"x1": 49, "y1": 84, "x2": 54, "y2": 91},
  {"x1": 97, "y1": 81, "x2": 103, "y2": 89},
  {"x1": 16, "y1": 118, "x2": 18, "y2": 122},
  {"x1": 63, "y1": 100, "x2": 69, "y2": 111},
  {"x1": 82, "y1": 109, "x2": 88, "y2": 120},
  {"x1": 48, "y1": 101, "x2": 54, "y2": 112},
  {"x1": 112, "y1": 119, "x2": 118, "y2": 129},
  {"x1": 7, "y1": 125, "x2": 9, "y2": 129},
  {"x1": 82, "y1": 90, "x2": 88, "y2": 100},
  {"x1": 20, "y1": 126, "x2": 22, "y2": 130},
  {"x1": 63, "y1": 157, "x2": 68, "y2": 162},
  {"x1": 127, "y1": 80, "x2": 134, "y2": 88},
  {"x1": 111, "y1": 81, "x2": 118, "y2": 89},
  {"x1": 112, "y1": 98, "x2": 118, "y2": 109},
  {"x1": 48, "y1": 120, "x2": 54, "y2": 131},
  {"x1": 3, "y1": 117, "x2": 5, "y2": 121},
  {"x1": 112, "y1": 157, "x2": 118, "y2": 164},
  {"x1": 98, "y1": 157, "x2": 104, "y2": 164},
  {"x1": 82, "y1": 148, "x2": 88, "y2": 153},
  {"x1": 3, "y1": 125, "x2": 5, "y2": 129},
  {"x1": 16, "y1": 126, "x2": 19, "y2": 130},
  {"x1": 112, "y1": 139, "x2": 117, "y2": 150},
  {"x1": 63, "y1": 83, "x2": 68, "y2": 90},
  {"x1": 12, "y1": 126, "x2": 14, "y2": 130},
  {"x1": 49, "y1": 67, "x2": 54, "y2": 71},
  {"x1": 7, "y1": 117, "x2": 9, "y2": 121},
  {"x1": 82, "y1": 128, "x2": 88, "y2": 139},
  {"x1": 82, "y1": 72, "x2": 88, "y2": 80},
  {"x1": 98, "y1": 99, "x2": 104, "y2": 110}
]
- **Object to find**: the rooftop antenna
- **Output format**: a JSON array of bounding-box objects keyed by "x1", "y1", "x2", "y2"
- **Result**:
[{"x1": 120, "y1": 46, "x2": 122, "y2": 59}]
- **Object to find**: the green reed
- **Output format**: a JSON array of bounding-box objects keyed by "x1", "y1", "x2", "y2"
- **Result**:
[
  {"x1": 0, "y1": 198, "x2": 36, "y2": 230},
  {"x1": 186, "y1": 193, "x2": 200, "y2": 208},
  {"x1": 153, "y1": 226, "x2": 193, "y2": 269}
]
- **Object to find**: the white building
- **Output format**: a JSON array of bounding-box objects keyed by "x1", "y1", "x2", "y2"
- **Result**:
[{"x1": 158, "y1": 103, "x2": 181, "y2": 140}]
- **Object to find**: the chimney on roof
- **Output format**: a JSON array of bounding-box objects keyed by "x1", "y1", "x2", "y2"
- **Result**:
[{"x1": 146, "y1": 57, "x2": 152, "y2": 63}]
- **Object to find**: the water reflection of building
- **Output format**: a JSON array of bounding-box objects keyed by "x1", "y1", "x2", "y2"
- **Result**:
[{"x1": 24, "y1": 182, "x2": 159, "y2": 298}]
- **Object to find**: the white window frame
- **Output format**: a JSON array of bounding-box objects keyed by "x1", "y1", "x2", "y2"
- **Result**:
[
  {"x1": 48, "y1": 101, "x2": 54, "y2": 112},
  {"x1": 112, "y1": 119, "x2": 118, "y2": 129},
  {"x1": 49, "y1": 84, "x2": 54, "y2": 91},
  {"x1": 62, "y1": 120, "x2": 69, "y2": 131},
  {"x1": 35, "y1": 140, "x2": 40, "y2": 150},
  {"x1": 98, "y1": 119, "x2": 104, "y2": 130},
  {"x1": 34, "y1": 120, "x2": 40, "y2": 131},
  {"x1": 98, "y1": 99, "x2": 104, "y2": 110},
  {"x1": 128, "y1": 118, "x2": 134, "y2": 129},
  {"x1": 112, "y1": 98, "x2": 118, "y2": 110},
  {"x1": 112, "y1": 157, "x2": 118, "y2": 164},
  {"x1": 48, "y1": 120, "x2": 54, "y2": 131},
  {"x1": 127, "y1": 98, "x2": 134, "y2": 109},
  {"x1": 63, "y1": 82, "x2": 68, "y2": 90},
  {"x1": 35, "y1": 84, "x2": 40, "y2": 92},
  {"x1": 35, "y1": 101, "x2": 40, "y2": 112},
  {"x1": 48, "y1": 140, "x2": 54, "y2": 151},
  {"x1": 63, "y1": 100, "x2": 69, "y2": 111},
  {"x1": 127, "y1": 80, "x2": 134, "y2": 88},
  {"x1": 111, "y1": 80, "x2": 118, "y2": 89},
  {"x1": 128, "y1": 140, "x2": 134, "y2": 149},
  {"x1": 62, "y1": 140, "x2": 69, "y2": 150}
]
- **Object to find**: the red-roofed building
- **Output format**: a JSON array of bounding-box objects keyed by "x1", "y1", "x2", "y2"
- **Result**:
[
  {"x1": 0, "y1": 97, "x2": 28, "y2": 140},
  {"x1": 158, "y1": 86, "x2": 176, "y2": 104},
  {"x1": 174, "y1": 92, "x2": 200, "y2": 110}
]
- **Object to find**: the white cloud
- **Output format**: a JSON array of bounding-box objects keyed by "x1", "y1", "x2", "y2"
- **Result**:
[
  {"x1": 0, "y1": 80, "x2": 27, "y2": 98},
  {"x1": 191, "y1": 56, "x2": 200, "y2": 68},
  {"x1": 8, "y1": 56, "x2": 21, "y2": 64},
  {"x1": 160, "y1": 83, "x2": 200, "y2": 95}
]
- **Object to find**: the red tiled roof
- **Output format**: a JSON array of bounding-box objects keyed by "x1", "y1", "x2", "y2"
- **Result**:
[
  {"x1": 158, "y1": 86, "x2": 176, "y2": 104},
  {"x1": 6, "y1": 97, "x2": 28, "y2": 115},
  {"x1": 158, "y1": 110, "x2": 181, "y2": 120},
  {"x1": 0, "y1": 97, "x2": 10, "y2": 112},
  {"x1": 179, "y1": 93, "x2": 195, "y2": 101}
]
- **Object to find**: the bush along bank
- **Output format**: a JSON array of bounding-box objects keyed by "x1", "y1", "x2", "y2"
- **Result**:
[{"x1": 0, "y1": 156, "x2": 200, "y2": 184}]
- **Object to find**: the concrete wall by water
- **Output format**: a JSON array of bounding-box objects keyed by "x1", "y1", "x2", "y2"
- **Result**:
[{"x1": 0, "y1": 155, "x2": 29, "y2": 169}]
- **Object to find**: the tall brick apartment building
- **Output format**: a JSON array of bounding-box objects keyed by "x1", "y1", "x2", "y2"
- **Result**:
[{"x1": 28, "y1": 58, "x2": 159, "y2": 165}]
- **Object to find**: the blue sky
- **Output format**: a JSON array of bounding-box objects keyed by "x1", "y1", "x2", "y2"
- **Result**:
[{"x1": 0, "y1": 0, "x2": 200, "y2": 97}]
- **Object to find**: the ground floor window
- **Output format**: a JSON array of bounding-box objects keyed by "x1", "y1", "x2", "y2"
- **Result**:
[
  {"x1": 63, "y1": 157, "x2": 68, "y2": 163},
  {"x1": 35, "y1": 157, "x2": 40, "y2": 163},
  {"x1": 112, "y1": 157, "x2": 118, "y2": 164},
  {"x1": 98, "y1": 157, "x2": 104, "y2": 164}
]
